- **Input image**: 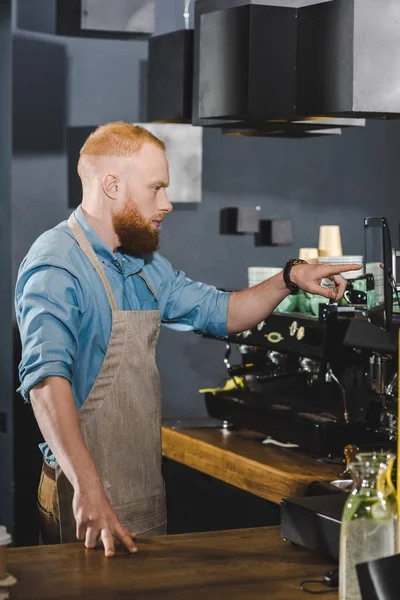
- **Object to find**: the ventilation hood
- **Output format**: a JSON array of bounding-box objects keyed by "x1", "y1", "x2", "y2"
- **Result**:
[
  {"x1": 147, "y1": 29, "x2": 194, "y2": 123},
  {"x1": 222, "y1": 126, "x2": 343, "y2": 138},
  {"x1": 192, "y1": 0, "x2": 400, "y2": 125}
]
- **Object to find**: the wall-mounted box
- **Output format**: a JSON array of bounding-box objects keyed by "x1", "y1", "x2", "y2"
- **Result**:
[
  {"x1": 255, "y1": 219, "x2": 293, "y2": 246},
  {"x1": 57, "y1": 0, "x2": 155, "y2": 39},
  {"x1": 220, "y1": 207, "x2": 260, "y2": 234}
]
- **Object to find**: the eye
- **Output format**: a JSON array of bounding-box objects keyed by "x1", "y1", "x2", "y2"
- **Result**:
[{"x1": 154, "y1": 186, "x2": 161, "y2": 192}]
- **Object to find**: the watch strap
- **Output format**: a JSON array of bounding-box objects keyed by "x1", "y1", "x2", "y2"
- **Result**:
[{"x1": 283, "y1": 259, "x2": 308, "y2": 294}]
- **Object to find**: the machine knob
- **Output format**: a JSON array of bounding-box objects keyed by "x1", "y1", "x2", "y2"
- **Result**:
[
  {"x1": 289, "y1": 321, "x2": 298, "y2": 337},
  {"x1": 296, "y1": 326, "x2": 305, "y2": 341},
  {"x1": 257, "y1": 320, "x2": 266, "y2": 331}
]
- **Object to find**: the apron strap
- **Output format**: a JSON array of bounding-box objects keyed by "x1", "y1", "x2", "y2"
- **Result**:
[{"x1": 68, "y1": 213, "x2": 118, "y2": 312}]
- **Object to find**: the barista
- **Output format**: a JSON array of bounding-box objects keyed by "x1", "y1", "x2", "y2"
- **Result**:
[{"x1": 15, "y1": 122, "x2": 361, "y2": 556}]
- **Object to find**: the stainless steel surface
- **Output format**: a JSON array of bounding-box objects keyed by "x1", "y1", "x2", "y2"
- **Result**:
[
  {"x1": 330, "y1": 479, "x2": 352, "y2": 491},
  {"x1": 369, "y1": 354, "x2": 389, "y2": 396},
  {"x1": 268, "y1": 351, "x2": 287, "y2": 367},
  {"x1": 385, "y1": 372, "x2": 398, "y2": 411},
  {"x1": 298, "y1": 357, "x2": 320, "y2": 385},
  {"x1": 384, "y1": 372, "x2": 398, "y2": 440}
]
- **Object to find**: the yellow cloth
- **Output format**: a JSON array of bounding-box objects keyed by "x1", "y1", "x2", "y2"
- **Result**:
[{"x1": 199, "y1": 377, "x2": 244, "y2": 395}]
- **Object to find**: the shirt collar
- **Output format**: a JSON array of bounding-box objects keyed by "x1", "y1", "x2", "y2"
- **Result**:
[{"x1": 73, "y1": 205, "x2": 145, "y2": 274}]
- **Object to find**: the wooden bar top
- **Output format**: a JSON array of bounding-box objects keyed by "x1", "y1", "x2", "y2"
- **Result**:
[
  {"x1": 162, "y1": 424, "x2": 341, "y2": 504},
  {"x1": 8, "y1": 526, "x2": 336, "y2": 599}
]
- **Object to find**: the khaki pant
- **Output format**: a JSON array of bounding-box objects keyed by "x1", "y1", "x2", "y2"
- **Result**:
[{"x1": 37, "y1": 461, "x2": 60, "y2": 544}]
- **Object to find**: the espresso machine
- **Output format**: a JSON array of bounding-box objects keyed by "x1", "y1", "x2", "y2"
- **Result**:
[
  {"x1": 204, "y1": 217, "x2": 400, "y2": 459},
  {"x1": 205, "y1": 307, "x2": 395, "y2": 457}
]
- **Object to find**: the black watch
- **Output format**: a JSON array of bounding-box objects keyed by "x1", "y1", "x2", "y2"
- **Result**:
[{"x1": 283, "y1": 259, "x2": 308, "y2": 294}]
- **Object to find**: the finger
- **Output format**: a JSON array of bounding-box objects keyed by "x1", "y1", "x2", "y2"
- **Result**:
[
  {"x1": 85, "y1": 526, "x2": 99, "y2": 549},
  {"x1": 308, "y1": 284, "x2": 336, "y2": 300},
  {"x1": 331, "y1": 274, "x2": 347, "y2": 300},
  {"x1": 321, "y1": 263, "x2": 362, "y2": 277},
  {"x1": 129, "y1": 531, "x2": 137, "y2": 539},
  {"x1": 101, "y1": 528, "x2": 116, "y2": 558},
  {"x1": 115, "y1": 526, "x2": 138, "y2": 553},
  {"x1": 76, "y1": 523, "x2": 86, "y2": 541}
]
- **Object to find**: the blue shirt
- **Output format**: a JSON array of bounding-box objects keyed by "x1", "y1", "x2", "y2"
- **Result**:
[{"x1": 15, "y1": 206, "x2": 230, "y2": 463}]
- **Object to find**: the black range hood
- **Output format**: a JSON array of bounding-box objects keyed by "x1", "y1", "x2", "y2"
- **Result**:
[
  {"x1": 194, "y1": 3, "x2": 304, "y2": 122},
  {"x1": 147, "y1": 29, "x2": 194, "y2": 123},
  {"x1": 192, "y1": 0, "x2": 400, "y2": 124},
  {"x1": 223, "y1": 127, "x2": 342, "y2": 138},
  {"x1": 297, "y1": 0, "x2": 400, "y2": 117}
]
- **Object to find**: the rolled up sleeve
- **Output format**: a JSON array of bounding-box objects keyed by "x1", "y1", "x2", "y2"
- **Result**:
[
  {"x1": 162, "y1": 268, "x2": 230, "y2": 338},
  {"x1": 15, "y1": 264, "x2": 84, "y2": 401}
]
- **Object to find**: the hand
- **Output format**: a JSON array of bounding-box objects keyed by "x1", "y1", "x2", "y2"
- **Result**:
[
  {"x1": 290, "y1": 263, "x2": 363, "y2": 301},
  {"x1": 72, "y1": 483, "x2": 137, "y2": 557}
]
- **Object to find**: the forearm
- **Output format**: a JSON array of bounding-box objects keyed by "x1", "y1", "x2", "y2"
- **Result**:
[
  {"x1": 30, "y1": 376, "x2": 100, "y2": 492},
  {"x1": 227, "y1": 272, "x2": 289, "y2": 334}
]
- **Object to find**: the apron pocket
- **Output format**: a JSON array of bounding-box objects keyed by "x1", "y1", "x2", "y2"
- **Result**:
[
  {"x1": 38, "y1": 467, "x2": 59, "y2": 518},
  {"x1": 37, "y1": 502, "x2": 61, "y2": 544},
  {"x1": 115, "y1": 493, "x2": 166, "y2": 535}
]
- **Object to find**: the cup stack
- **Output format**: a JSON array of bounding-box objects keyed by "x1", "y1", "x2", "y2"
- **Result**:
[
  {"x1": 299, "y1": 248, "x2": 319, "y2": 264},
  {"x1": 318, "y1": 255, "x2": 364, "y2": 283},
  {"x1": 248, "y1": 267, "x2": 282, "y2": 287},
  {"x1": 318, "y1": 225, "x2": 343, "y2": 257},
  {"x1": 0, "y1": 526, "x2": 11, "y2": 581}
]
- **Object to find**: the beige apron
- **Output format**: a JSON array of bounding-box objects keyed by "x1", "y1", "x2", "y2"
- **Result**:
[{"x1": 55, "y1": 213, "x2": 166, "y2": 542}]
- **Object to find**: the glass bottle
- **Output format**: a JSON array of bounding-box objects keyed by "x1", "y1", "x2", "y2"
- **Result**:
[{"x1": 339, "y1": 451, "x2": 398, "y2": 600}]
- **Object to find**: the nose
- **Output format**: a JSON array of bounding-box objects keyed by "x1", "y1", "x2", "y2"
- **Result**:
[{"x1": 158, "y1": 189, "x2": 173, "y2": 214}]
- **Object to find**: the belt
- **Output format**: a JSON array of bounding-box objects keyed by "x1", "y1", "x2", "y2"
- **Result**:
[{"x1": 42, "y1": 458, "x2": 56, "y2": 482}]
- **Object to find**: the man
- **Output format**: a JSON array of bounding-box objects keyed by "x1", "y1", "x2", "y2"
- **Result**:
[{"x1": 16, "y1": 122, "x2": 360, "y2": 557}]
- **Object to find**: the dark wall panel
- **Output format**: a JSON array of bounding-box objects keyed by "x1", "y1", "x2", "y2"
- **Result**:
[
  {"x1": 13, "y1": 34, "x2": 67, "y2": 153},
  {"x1": 0, "y1": 0, "x2": 13, "y2": 532}
]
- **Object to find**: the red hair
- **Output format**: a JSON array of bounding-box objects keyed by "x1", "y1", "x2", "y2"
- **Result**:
[{"x1": 80, "y1": 121, "x2": 165, "y2": 157}]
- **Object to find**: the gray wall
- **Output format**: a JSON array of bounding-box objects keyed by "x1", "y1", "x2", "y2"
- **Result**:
[{"x1": 13, "y1": 0, "x2": 400, "y2": 421}]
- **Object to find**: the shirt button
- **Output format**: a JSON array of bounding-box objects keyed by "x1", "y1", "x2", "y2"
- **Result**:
[{"x1": 115, "y1": 261, "x2": 121, "y2": 268}]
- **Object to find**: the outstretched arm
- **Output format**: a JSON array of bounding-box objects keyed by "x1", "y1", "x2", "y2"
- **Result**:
[{"x1": 227, "y1": 263, "x2": 362, "y2": 334}]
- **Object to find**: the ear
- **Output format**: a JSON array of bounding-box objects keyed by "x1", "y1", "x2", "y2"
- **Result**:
[{"x1": 102, "y1": 173, "x2": 119, "y2": 200}]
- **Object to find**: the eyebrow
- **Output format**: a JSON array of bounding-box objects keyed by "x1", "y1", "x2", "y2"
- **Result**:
[{"x1": 150, "y1": 180, "x2": 169, "y2": 188}]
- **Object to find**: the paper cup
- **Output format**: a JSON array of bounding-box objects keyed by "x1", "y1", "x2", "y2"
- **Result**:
[
  {"x1": 0, "y1": 526, "x2": 11, "y2": 581},
  {"x1": 299, "y1": 248, "x2": 319, "y2": 264},
  {"x1": 318, "y1": 225, "x2": 343, "y2": 257}
]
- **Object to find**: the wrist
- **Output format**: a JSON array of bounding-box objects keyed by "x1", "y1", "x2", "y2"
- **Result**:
[
  {"x1": 74, "y1": 477, "x2": 103, "y2": 496},
  {"x1": 70, "y1": 464, "x2": 102, "y2": 493},
  {"x1": 277, "y1": 272, "x2": 291, "y2": 297},
  {"x1": 283, "y1": 259, "x2": 308, "y2": 294}
]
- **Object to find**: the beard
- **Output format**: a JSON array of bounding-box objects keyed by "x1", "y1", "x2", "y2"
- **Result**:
[{"x1": 112, "y1": 199, "x2": 160, "y2": 257}]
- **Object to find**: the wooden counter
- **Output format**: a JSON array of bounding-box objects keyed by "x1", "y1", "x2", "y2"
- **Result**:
[
  {"x1": 162, "y1": 425, "x2": 340, "y2": 504},
  {"x1": 8, "y1": 526, "x2": 336, "y2": 599}
]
